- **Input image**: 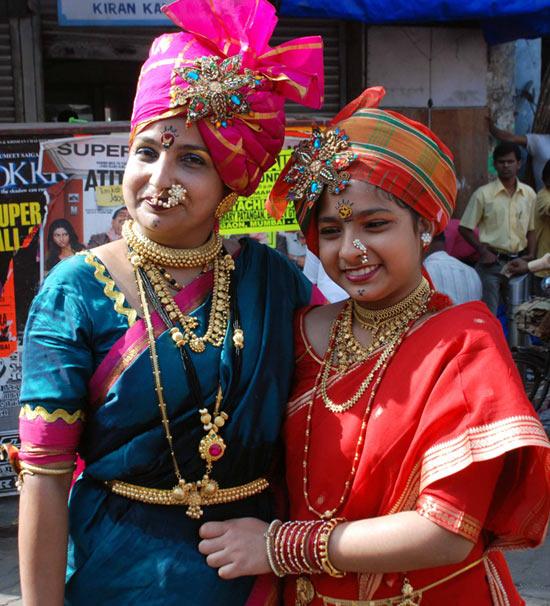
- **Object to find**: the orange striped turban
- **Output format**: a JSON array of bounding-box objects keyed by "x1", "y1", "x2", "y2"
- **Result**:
[{"x1": 267, "y1": 87, "x2": 457, "y2": 254}]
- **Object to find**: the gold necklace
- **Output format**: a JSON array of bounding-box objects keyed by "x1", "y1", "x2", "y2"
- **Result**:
[
  {"x1": 334, "y1": 278, "x2": 431, "y2": 372},
  {"x1": 302, "y1": 286, "x2": 432, "y2": 519},
  {"x1": 323, "y1": 280, "x2": 431, "y2": 412},
  {"x1": 352, "y1": 278, "x2": 430, "y2": 333},
  {"x1": 135, "y1": 269, "x2": 229, "y2": 519},
  {"x1": 129, "y1": 252, "x2": 235, "y2": 353},
  {"x1": 123, "y1": 219, "x2": 222, "y2": 268}
]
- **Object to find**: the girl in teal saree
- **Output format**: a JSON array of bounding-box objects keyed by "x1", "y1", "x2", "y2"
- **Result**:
[{"x1": 15, "y1": 0, "x2": 324, "y2": 604}]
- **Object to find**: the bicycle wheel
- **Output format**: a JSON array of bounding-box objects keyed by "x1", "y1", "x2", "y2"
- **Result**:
[{"x1": 512, "y1": 350, "x2": 545, "y2": 411}]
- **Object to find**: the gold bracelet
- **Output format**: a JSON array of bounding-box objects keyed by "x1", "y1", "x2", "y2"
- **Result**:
[
  {"x1": 265, "y1": 519, "x2": 285, "y2": 577},
  {"x1": 317, "y1": 518, "x2": 346, "y2": 578},
  {"x1": 16, "y1": 462, "x2": 76, "y2": 491},
  {"x1": 19, "y1": 461, "x2": 76, "y2": 475}
]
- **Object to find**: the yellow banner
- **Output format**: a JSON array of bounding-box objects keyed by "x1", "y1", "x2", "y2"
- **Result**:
[
  {"x1": 219, "y1": 149, "x2": 299, "y2": 236},
  {"x1": 95, "y1": 185, "x2": 124, "y2": 207}
]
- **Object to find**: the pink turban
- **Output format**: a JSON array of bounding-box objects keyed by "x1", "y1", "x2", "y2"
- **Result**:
[{"x1": 130, "y1": 0, "x2": 324, "y2": 196}]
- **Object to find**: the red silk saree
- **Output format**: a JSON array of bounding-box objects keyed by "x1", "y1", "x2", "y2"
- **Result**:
[{"x1": 284, "y1": 301, "x2": 550, "y2": 605}]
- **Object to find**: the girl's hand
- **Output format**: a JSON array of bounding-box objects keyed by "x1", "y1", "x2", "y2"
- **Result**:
[{"x1": 198, "y1": 517, "x2": 271, "y2": 579}]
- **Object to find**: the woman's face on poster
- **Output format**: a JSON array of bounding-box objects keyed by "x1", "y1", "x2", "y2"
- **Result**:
[{"x1": 52, "y1": 227, "x2": 70, "y2": 249}]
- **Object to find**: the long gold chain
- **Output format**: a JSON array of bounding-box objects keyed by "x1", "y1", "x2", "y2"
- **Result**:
[
  {"x1": 123, "y1": 219, "x2": 222, "y2": 268},
  {"x1": 303, "y1": 285, "x2": 433, "y2": 519},
  {"x1": 135, "y1": 268, "x2": 231, "y2": 519}
]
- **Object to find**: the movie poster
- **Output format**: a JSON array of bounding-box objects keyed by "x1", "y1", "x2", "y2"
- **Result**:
[{"x1": 0, "y1": 137, "x2": 65, "y2": 495}]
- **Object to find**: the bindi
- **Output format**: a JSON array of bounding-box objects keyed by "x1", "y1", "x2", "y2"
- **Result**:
[
  {"x1": 336, "y1": 198, "x2": 353, "y2": 220},
  {"x1": 160, "y1": 125, "x2": 179, "y2": 149}
]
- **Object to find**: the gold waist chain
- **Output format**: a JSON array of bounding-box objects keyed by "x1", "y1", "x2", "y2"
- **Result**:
[
  {"x1": 107, "y1": 477, "x2": 269, "y2": 509},
  {"x1": 298, "y1": 556, "x2": 485, "y2": 606}
]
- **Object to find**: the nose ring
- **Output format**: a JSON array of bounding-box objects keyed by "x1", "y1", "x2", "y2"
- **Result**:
[
  {"x1": 353, "y1": 239, "x2": 369, "y2": 264},
  {"x1": 150, "y1": 184, "x2": 188, "y2": 208},
  {"x1": 167, "y1": 184, "x2": 187, "y2": 206}
]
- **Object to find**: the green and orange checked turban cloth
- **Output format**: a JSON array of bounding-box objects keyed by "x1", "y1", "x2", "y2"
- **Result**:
[{"x1": 267, "y1": 87, "x2": 457, "y2": 255}]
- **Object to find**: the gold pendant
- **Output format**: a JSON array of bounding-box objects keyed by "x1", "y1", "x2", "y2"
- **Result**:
[
  {"x1": 199, "y1": 430, "x2": 226, "y2": 463},
  {"x1": 396, "y1": 577, "x2": 421, "y2": 606},
  {"x1": 295, "y1": 576, "x2": 315, "y2": 606},
  {"x1": 186, "y1": 486, "x2": 203, "y2": 519}
]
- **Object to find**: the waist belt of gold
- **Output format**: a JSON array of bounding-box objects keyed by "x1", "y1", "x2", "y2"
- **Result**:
[
  {"x1": 107, "y1": 477, "x2": 269, "y2": 510},
  {"x1": 313, "y1": 556, "x2": 485, "y2": 606}
]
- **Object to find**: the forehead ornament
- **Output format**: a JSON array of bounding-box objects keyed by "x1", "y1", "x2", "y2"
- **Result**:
[
  {"x1": 171, "y1": 54, "x2": 263, "y2": 129},
  {"x1": 160, "y1": 125, "x2": 178, "y2": 149},
  {"x1": 284, "y1": 127, "x2": 357, "y2": 205},
  {"x1": 336, "y1": 199, "x2": 353, "y2": 219}
]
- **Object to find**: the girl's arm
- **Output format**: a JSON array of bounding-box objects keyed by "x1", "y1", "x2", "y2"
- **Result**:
[{"x1": 198, "y1": 511, "x2": 473, "y2": 579}]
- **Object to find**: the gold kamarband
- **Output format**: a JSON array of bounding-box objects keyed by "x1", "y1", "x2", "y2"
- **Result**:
[
  {"x1": 107, "y1": 477, "x2": 269, "y2": 507},
  {"x1": 314, "y1": 556, "x2": 485, "y2": 606}
]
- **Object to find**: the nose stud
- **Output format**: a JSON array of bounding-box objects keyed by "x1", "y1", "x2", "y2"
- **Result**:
[{"x1": 352, "y1": 239, "x2": 369, "y2": 264}]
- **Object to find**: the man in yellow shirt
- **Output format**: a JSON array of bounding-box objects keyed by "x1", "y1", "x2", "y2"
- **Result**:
[{"x1": 459, "y1": 142, "x2": 536, "y2": 314}]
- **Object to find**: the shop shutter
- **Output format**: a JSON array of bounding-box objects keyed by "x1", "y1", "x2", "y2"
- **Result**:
[
  {"x1": 273, "y1": 18, "x2": 344, "y2": 115},
  {"x1": 0, "y1": 22, "x2": 16, "y2": 122},
  {"x1": 39, "y1": 2, "x2": 344, "y2": 116}
]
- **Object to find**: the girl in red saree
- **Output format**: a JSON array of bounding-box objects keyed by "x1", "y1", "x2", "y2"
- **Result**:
[{"x1": 199, "y1": 88, "x2": 550, "y2": 605}]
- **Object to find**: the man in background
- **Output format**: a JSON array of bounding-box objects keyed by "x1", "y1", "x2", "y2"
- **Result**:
[
  {"x1": 87, "y1": 206, "x2": 129, "y2": 248},
  {"x1": 489, "y1": 120, "x2": 549, "y2": 191},
  {"x1": 459, "y1": 142, "x2": 536, "y2": 314}
]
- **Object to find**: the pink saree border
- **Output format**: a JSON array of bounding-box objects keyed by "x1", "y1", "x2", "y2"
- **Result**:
[{"x1": 88, "y1": 270, "x2": 213, "y2": 408}]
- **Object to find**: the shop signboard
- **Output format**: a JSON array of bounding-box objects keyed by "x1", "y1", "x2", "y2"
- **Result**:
[{"x1": 57, "y1": 0, "x2": 171, "y2": 26}]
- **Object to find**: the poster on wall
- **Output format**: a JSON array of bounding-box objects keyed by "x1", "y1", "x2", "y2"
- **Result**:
[
  {"x1": 0, "y1": 137, "x2": 65, "y2": 495},
  {"x1": 39, "y1": 134, "x2": 130, "y2": 281}
]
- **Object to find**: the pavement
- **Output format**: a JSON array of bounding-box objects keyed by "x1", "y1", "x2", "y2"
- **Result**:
[{"x1": 1, "y1": 495, "x2": 550, "y2": 606}]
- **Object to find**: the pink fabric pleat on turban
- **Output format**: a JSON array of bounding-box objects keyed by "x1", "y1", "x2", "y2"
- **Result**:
[{"x1": 130, "y1": 0, "x2": 324, "y2": 196}]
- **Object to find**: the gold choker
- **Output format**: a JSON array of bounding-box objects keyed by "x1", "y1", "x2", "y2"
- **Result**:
[
  {"x1": 352, "y1": 278, "x2": 431, "y2": 333},
  {"x1": 122, "y1": 220, "x2": 222, "y2": 268}
]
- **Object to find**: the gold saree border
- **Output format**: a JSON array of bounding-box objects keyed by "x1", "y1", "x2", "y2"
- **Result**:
[
  {"x1": 90, "y1": 332, "x2": 150, "y2": 409},
  {"x1": 83, "y1": 252, "x2": 138, "y2": 326},
  {"x1": 20, "y1": 404, "x2": 84, "y2": 424},
  {"x1": 416, "y1": 493, "x2": 481, "y2": 542},
  {"x1": 420, "y1": 415, "x2": 549, "y2": 492}
]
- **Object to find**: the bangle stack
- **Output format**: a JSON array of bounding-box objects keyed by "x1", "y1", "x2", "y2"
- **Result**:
[{"x1": 265, "y1": 518, "x2": 346, "y2": 578}]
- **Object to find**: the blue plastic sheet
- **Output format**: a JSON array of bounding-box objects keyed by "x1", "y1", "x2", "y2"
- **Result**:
[{"x1": 278, "y1": 0, "x2": 550, "y2": 43}]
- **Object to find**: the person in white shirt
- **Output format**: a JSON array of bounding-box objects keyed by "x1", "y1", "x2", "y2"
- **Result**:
[
  {"x1": 423, "y1": 233, "x2": 482, "y2": 304},
  {"x1": 303, "y1": 249, "x2": 348, "y2": 303}
]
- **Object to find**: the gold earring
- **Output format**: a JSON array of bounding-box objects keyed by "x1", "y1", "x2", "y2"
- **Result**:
[{"x1": 214, "y1": 192, "x2": 239, "y2": 219}]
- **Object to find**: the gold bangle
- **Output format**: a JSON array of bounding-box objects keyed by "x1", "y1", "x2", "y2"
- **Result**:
[
  {"x1": 265, "y1": 519, "x2": 285, "y2": 577},
  {"x1": 317, "y1": 518, "x2": 346, "y2": 578},
  {"x1": 19, "y1": 461, "x2": 75, "y2": 475},
  {"x1": 16, "y1": 462, "x2": 75, "y2": 492}
]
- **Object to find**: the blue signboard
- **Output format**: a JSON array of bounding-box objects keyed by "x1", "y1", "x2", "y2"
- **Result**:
[{"x1": 57, "y1": 0, "x2": 172, "y2": 26}]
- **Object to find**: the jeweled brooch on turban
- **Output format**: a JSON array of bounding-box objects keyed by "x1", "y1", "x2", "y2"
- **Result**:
[
  {"x1": 284, "y1": 127, "x2": 357, "y2": 204},
  {"x1": 171, "y1": 54, "x2": 263, "y2": 128}
]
